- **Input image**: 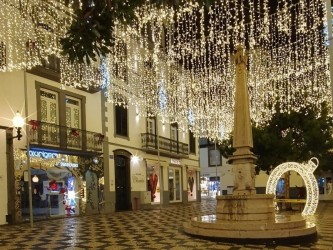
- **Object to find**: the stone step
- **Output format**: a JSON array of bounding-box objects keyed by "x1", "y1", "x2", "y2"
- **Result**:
[{"x1": 183, "y1": 221, "x2": 316, "y2": 239}]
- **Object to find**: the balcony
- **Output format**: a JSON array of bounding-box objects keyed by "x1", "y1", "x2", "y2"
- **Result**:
[
  {"x1": 28, "y1": 120, "x2": 104, "y2": 155},
  {"x1": 141, "y1": 133, "x2": 189, "y2": 158}
]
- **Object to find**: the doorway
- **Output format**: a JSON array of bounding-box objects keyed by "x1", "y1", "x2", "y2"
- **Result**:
[
  {"x1": 114, "y1": 154, "x2": 131, "y2": 211},
  {"x1": 169, "y1": 167, "x2": 182, "y2": 202}
]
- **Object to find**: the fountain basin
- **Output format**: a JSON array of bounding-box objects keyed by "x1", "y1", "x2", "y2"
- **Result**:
[{"x1": 183, "y1": 194, "x2": 316, "y2": 239}]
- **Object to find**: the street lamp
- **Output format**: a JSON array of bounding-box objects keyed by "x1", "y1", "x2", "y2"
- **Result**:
[
  {"x1": 11, "y1": 111, "x2": 24, "y2": 140},
  {"x1": 10, "y1": 111, "x2": 33, "y2": 227},
  {"x1": 6, "y1": 111, "x2": 25, "y2": 225}
]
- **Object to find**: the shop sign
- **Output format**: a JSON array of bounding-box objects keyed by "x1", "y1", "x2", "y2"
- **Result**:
[
  {"x1": 170, "y1": 158, "x2": 181, "y2": 165},
  {"x1": 29, "y1": 150, "x2": 59, "y2": 159},
  {"x1": 59, "y1": 162, "x2": 79, "y2": 168}
]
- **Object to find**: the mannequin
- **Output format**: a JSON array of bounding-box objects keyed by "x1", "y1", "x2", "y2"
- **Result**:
[
  {"x1": 188, "y1": 176, "x2": 194, "y2": 196},
  {"x1": 149, "y1": 169, "x2": 158, "y2": 202}
]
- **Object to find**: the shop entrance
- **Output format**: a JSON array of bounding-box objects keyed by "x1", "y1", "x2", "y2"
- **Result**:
[
  {"x1": 168, "y1": 167, "x2": 182, "y2": 202},
  {"x1": 115, "y1": 154, "x2": 131, "y2": 211},
  {"x1": 21, "y1": 167, "x2": 79, "y2": 220}
]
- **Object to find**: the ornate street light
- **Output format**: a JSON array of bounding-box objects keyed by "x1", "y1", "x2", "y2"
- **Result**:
[{"x1": 11, "y1": 111, "x2": 24, "y2": 140}]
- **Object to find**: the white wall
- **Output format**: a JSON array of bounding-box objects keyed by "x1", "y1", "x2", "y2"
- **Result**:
[
  {"x1": 199, "y1": 148, "x2": 208, "y2": 168},
  {"x1": 130, "y1": 158, "x2": 146, "y2": 192},
  {"x1": 0, "y1": 132, "x2": 8, "y2": 225},
  {"x1": 255, "y1": 170, "x2": 269, "y2": 187},
  {"x1": 289, "y1": 171, "x2": 305, "y2": 187},
  {"x1": 0, "y1": 71, "x2": 25, "y2": 128},
  {"x1": 0, "y1": 71, "x2": 103, "y2": 141}
]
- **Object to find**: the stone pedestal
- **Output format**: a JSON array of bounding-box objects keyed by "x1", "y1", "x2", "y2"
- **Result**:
[
  {"x1": 231, "y1": 162, "x2": 256, "y2": 195},
  {"x1": 184, "y1": 193, "x2": 316, "y2": 239},
  {"x1": 216, "y1": 194, "x2": 275, "y2": 222}
]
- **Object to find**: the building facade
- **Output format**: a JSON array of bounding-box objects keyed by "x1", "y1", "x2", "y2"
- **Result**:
[
  {"x1": 0, "y1": 68, "x2": 200, "y2": 225},
  {"x1": 199, "y1": 139, "x2": 332, "y2": 202}
]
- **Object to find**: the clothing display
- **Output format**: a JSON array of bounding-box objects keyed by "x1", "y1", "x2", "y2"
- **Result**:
[
  {"x1": 149, "y1": 173, "x2": 158, "y2": 202},
  {"x1": 188, "y1": 176, "x2": 194, "y2": 196}
]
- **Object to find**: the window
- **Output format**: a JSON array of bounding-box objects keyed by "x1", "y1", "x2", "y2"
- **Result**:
[
  {"x1": 40, "y1": 88, "x2": 59, "y2": 124},
  {"x1": 40, "y1": 88, "x2": 59, "y2": 145},
  {"x1": 170, "y1": 123, "x2": 178, "y2": 153},
  {"x1": 189, "y1": 130, "x2": 196, "y2": 154},
  {"x1": 170, "y1": 123, "x2": 178, "y2": 141},
  {"x1": 209, "y1": 148, "x2": 221, "y2": 167},
  {"x1": 115, "y1": 105, "x2": 128, "y2": 137},
  {"x1": 36, "y1": 82, "x2": 86, "y2": 148},
  {"x1": 66, "y1": 96, "x2": 81, "y2": 129},
  {"x1": 147, "y1": 117, "x2": 156, "y2": 135}
]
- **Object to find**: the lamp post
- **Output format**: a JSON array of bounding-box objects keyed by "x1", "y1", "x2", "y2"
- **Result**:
[
  {"x1": 11, "y1": 111, "x2": 33, "y2": 227},
  {"x1": 6, "y1": 111, "x2": 25, "y2": 224},
  {"x1": 22, "y1": 70, "x2": 33, "y2": 228},
  {"x1": 11, "y1": 111, "x2": 24, "y2": 140}
]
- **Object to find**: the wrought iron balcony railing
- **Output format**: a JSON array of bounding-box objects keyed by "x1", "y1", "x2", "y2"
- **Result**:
[
  {"x1": 29, "y1": 120, "x2": 104, "y2": 152},
  {"x1": 141, "y1": 133, "x2": 189, "y2": 157}
]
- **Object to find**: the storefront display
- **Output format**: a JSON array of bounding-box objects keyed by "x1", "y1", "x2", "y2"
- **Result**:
[
  {"x1": 147, "y1": 165, "x2": 160, "y2": 203},
  {"x1": 187, "y1": 169, "x2": 196, "y2": 201},
  {"x1": 14, "y1": 149, "x2": 104, "y2": 221},
  {"x1": 200, "y1": 176, "x2": 220, "y2": 197}
]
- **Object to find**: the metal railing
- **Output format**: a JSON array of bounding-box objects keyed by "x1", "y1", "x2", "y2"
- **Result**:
[
  {"x1": 29, "y1": 120, "x2": 103, "y2": 152},
  {"x1": 141, "y1": 133, "x2": 189, "y2": 156}
]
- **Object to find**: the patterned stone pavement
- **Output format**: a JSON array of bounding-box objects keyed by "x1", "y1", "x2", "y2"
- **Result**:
[{"x1": 0, "y1": 198, "x2": 332, "y2": 250}]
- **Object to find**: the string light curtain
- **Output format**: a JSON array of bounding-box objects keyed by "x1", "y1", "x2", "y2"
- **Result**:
[
  {"x1": 103, "y1": 0, "x2": 330, "y2": 142},
  {"x1": 0, "y1": 0, "x2": 73, "y2": 72},
  {"x1": 1, "y1": 0, "x2": 330, "y2": 142}
]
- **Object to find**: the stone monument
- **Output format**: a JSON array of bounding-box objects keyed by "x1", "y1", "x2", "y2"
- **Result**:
[{"x1": 183, "y1": 45, "x2": 317, "y2": 239}]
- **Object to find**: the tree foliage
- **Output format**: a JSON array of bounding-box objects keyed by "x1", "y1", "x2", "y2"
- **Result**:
[
  {"x1": 61, "y1": 0, "x2": 214, "y2": 64},
  {"x1": 219, "y1": 102, "x2": 333, "y2": 172}
]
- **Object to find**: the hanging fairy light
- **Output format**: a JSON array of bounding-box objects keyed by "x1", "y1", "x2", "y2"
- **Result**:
[
  {"x1": 1, "y1": 0, "x2": 330, "y2": 142},
  {"x1": 60, "y1": 56, "x2": 102, "y2": 90},
  {"x1": 101, "y1": 0, "x2": 330, "y2": 141},
  {"x1": 0, "y1": 0, "x2": 73, "y2": 72}
]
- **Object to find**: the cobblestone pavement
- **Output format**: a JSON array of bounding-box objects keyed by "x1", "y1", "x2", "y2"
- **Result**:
[{"x1": 0, "y1": 198, "x2": 332, "y2": 249}]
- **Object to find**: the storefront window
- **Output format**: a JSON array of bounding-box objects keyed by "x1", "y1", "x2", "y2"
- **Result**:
[
  {"x1": 208, "y1": 177, "x2": 220, "y2": 197},
  {"x1": 200, "y1": 176, "x2": 209, "y2": 196},
  {"x1": 318, "y1": 177, "x2": 325, "y2": 194},
  {"x1": 187, "y1": 169, "x2": 196, "y2": 201},
  {"x1": 147, "y1": 165, "x2": 160, "y2": 203},
  {"x1": 21, "y1": 168, "x2": 79, "y2": 219},
  {"x1": 200, "y1": 176, "x2": 220, "y2": 198}
]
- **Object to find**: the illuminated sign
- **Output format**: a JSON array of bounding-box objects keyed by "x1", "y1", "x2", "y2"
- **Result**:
[
  {"x1": 171, "y1": 159, "x2": 181, "y2": 165},
  {"x1": 29, "y1": 150, "x2": 59, "y2": 159},
  {"x1": 59, "y1": 162, "x2": 79, "y2": 168}
]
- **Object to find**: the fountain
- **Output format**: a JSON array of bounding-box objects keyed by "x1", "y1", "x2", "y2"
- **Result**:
[{"x1": 183, "y1": 45, "x2": 317, "y2": 239}]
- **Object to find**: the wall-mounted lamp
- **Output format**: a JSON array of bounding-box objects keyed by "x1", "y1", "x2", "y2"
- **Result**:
[
  {"x1": 10, "y1": 111, "x2": 24, "y2": 140},
  {"x1": 32, "y1": 175, "x2": 39, "y2": 183},
  {"x1": 131, "y1": 155, "x2": 140, "y2": 164},
  {"x1": 93, "y1": 157, "x2": 99, "y2": 164}
]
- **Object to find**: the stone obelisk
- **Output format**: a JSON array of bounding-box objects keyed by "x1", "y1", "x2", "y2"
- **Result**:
[
  {"x1": 183, "y1": 45, "x2": 316, "y2": 239},
  {"x1": 228, "y1": 44, "x2": 257, "y2": 195},
  {"x1": 213, "y1": 44, "x2": 275, "y2": 223}
]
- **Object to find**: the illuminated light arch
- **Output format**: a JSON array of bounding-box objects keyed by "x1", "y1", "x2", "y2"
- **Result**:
[{"x1": 266, "y1": 158, "x2": 319, "y2": 216}]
